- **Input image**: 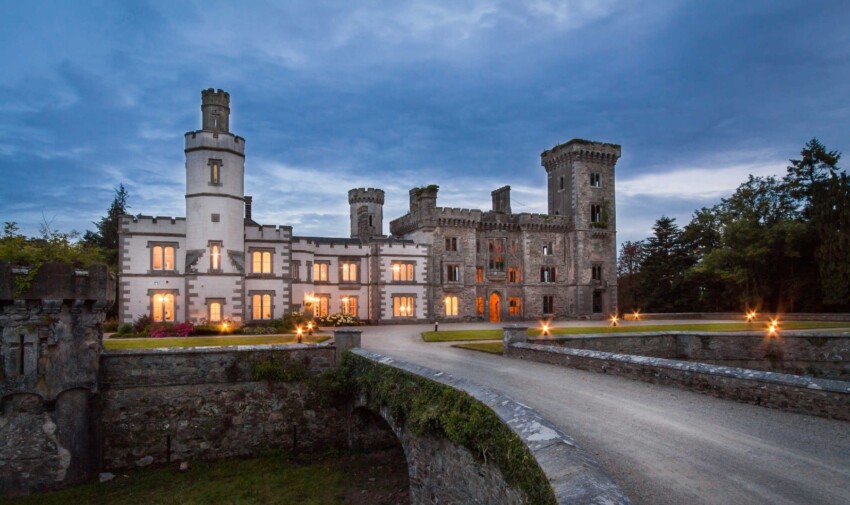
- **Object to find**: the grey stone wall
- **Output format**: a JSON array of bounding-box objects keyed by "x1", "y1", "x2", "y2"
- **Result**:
[
  {"x1": 507, "y1": 341, "x2": 850, "y2": 421},
  {"x1": 100, "y1": 344, "x2": 346, "y2": 470},
  {"x1": 0, "y1": 262, "x2": 113, "y2": 496}
]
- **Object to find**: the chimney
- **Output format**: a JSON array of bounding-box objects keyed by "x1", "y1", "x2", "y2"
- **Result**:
[
  {"x1": 491, "y1": 186, "x2": 511, "y2": 213},
  {"x1": 245, "y1": 195, "x2": 253, "y2": 220}
]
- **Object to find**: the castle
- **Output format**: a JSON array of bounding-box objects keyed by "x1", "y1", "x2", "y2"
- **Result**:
[{"x1": 118, "y1": 89, "x2": 619, "y2": 325}]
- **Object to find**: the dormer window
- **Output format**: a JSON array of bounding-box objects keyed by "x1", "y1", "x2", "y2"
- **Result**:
[{"x1": 209, "y1": 159, "x2": 222, "y2": 185}]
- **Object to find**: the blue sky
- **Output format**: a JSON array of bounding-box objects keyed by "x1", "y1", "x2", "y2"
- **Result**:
[{"x1": 1, "y1": 1, "x2": 848, "y2": 247}]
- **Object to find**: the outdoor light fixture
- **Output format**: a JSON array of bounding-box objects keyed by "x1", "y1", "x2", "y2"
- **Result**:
[
  {"x1": 541, "y1": 323, "x2": 550, "y2": 336},
  {"x1": 296, "y1": 326, "x2": 303, "y2": 343},
  {"x1": 746, "y1": 310, "x2": 758, "y2": 323},
  {"x1": 632, "y1": 309, "x2": 641, "y2": 321},
  {"x1": 610, "y1": 314, "x2": 619, "y2": 327},
  {"x1": 307, "y1": 321, "x2": 313, "y2": 336},
  {"x1": 767, "y1": 317, "x2": 779, "y2": 336}
]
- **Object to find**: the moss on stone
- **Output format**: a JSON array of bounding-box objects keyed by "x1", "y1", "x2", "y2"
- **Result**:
[{"x1": 345, "y1": 352, "x2": 557, "y2": 505}]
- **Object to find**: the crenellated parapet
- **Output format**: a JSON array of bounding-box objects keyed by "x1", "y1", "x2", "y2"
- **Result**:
[
  {"x1": 540, "y1": 139, "x2": 621, "y2": 172},
  {"x1": 348, "y1": 187, "x2": 385, "y2": 205}
]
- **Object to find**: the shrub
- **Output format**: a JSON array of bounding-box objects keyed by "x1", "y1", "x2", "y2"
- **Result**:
[
  {"x1": 133, "y1": 314, "x2": 152, "y2": 334},
  {"x1": 103, "y1": 319, "x2": 119, "y2": 333},
  {"x1": 116, "y1": 323, "x2": 133, "y2": 335},
  {"x1": 318, "y1": 312, "x2": 364, "y2": 327},
  {"x1": 149, "y1": 321, "x2": 194, "y2": 338}
]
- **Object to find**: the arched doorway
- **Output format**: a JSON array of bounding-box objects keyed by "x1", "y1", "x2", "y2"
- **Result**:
[{"x1": 489, "y1": 292, "x2": 501, "y2": 322}]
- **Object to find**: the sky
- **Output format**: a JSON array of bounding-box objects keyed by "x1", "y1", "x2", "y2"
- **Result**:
[{"x1": 1, "y1": 0, "x2": 848, "y2": 249}]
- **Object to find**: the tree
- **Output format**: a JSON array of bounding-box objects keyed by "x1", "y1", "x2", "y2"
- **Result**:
[
  {"x1": 811, "y1": 171, "x2": 850, "y2": 308},
  {"x1": 638, "y1": 217, "x2": 696, "y2": 312},
  {"x1": 785, "y1": 138, "x2": 841, "y2": 217},
  {"x1": 617, "y1": 240, "x2": 646, "y2": 312},
  {"x1": 84, "y1": 184, "x2": 129, "y2": 267}
]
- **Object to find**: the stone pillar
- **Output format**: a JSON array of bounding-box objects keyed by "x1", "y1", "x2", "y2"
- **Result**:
[
  {"x1": 503, "y1": 325, "x2": 528, "y2": 347},
  {"x1": 334, "y1": 329, "x2": 362, "y2": 365}
]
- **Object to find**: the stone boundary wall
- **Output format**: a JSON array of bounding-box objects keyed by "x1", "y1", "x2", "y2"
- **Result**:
[
  {"x1": 623, "y1": 312, "x2": 850, "y2": 322},
  {"x1": 100, "y1": 343, "x2": 347, "y2": 470},
  {"x1": 533, "y1": 331, "x2": 850, "y2": 380},
  {"x1": 506, "y1": 342, "x2": 850, "y2": 421},
  {"x1": 352, "y1": 348, "x2": 631, "y2": 505}
]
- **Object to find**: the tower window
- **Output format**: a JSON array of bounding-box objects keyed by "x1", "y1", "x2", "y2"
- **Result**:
[
  {"x1": 592, "y1": 264, "x2": 602, "y2": 281},
  {"x1": 446, "y1": 264, "x2": 461, "y2": 282},
  {"x1": 591, "y1": 205, "x2": 603, "y2": 224},
  {"x1": 208, "y1": 299, "x2": 224, "y2": 323},
  {"x1": 488, "y1": 239, "x2": 505, "y2": 272},
  {"x1": 543, "y1": 242, "x2": 553, "y2": 256},
  {"x1": 210, "y1": 242, "x2": 222, "y2": 271},
  {"x1": 543, "y1": 295, "x2": 554, "y2": 314},
  {"x1": 590, "y1": 173, "x2": 601, "y2": 187},
  {"x1": 209, "y1": 159, "x2": 223, "y2": 185},
  {"x1": 540, "y1": 267, "x2": 556, "y2": 283},
  {"x1": 445, "y1": 237, "x2": 458, "y2": 252},
  {"x1": 559, "y1": 176, "x2": 564, "y2": 190}
]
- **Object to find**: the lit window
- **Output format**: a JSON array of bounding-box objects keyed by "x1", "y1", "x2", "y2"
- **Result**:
[
  {"x1": 210, "y1": 159, "x2": 222, "y2": 185},
  {"x1": 591, "y1": 204, "x2": 603, "y2": 224},
  {"x1": 209, "y1": 301, "x2": 222, "y2": 322},
  {"x1": 152, "y1": 293, "x2": 175, "y2": 322},
  {"x1": 508, "y1": 267, "x2": 520, "y2": 283},
  {"x1": 540, "y1": 267, "x2": 556, "y2": 283},
  {"x1": 392, "y1": 262, "x2": 414, "y2": 282},
  {"x1": 590, "y1": 173, "x2": 601, "y2": 187},
  {"x1": 445, "y1": 296, "x2": 459, "y2": 316},
  {"x1": 210, "y1": 242, "x2": 222, "y2": 270},
  {"x1": 252, "y1": 293, "x2": 273, "y2": 320},
  {"x1": 152, "y1": 245, "x2": 176, "y2": 271},
  {"x1": 509, "y1": 297, "x2": 522, "y2": 315},
  {"x1": 488, "y1": 239, "x2": 505, "y2": 272},
  {"x1": 543, "y1": 295, "x2": 554, "y2": 314},
  {"x1": 341, "y1": 296, "x2": 357, "y2": 316},
  {"x1": 252, "y1": 250, "x2": 272, "y2": 274},
  {"x1": 315, "y1": 296, "x2": 329, "y2": 317},
  {"x1": 592, "y1": 264, "x2": 602, "y2": 281},
  {"x1": 393, "y1": 296, "x2": 415, "y2": 318},
  {"x1": 445, "y1": 237, "x2": 458, "y2": 252},
  {"x1": 476, "y1": 267, "x2": 484, "y2": 283},
  {"x1": 476, "y1": 296, "x2": 484, "y2": 316},
  {"x1": 446, "y1": 264, "x2": 461, "y2": 283},
  {"x1": 341, "y1": 261, "x2": 358, "y2": 283},
  {"x1": 313, "y1": 262, "x2": 329, "y2": 282}
]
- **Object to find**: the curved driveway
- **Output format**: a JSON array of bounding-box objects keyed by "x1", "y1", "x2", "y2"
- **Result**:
[{"x1": 361, "y1": 321, "x2": 850, "y2": 505}]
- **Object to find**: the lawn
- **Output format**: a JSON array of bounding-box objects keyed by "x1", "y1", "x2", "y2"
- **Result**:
[
  {"x1": 422, "y1": 321, "x2": 849, "y2": 342},
  {"x1": 7, "y1": 450, "x2": 408, "y2": 505},
  {"x1": 104, "y1": 334, "x2": 330, "y2": 350},
  {"x1": 453, "y1": 342, "x2": 504, "y2": 355}
]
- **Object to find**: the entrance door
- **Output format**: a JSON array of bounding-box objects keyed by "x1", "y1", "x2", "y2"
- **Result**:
[
  {"x1": 489, "y1": 292, "x2": 501, "y2": 323},
  {"x1": 592, "y1": 291, "x2": 603, "y2": 313}
]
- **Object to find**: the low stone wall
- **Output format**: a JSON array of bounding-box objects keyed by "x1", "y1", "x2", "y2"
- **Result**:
[
  {"x1": 351, "y1": 348, "x2": 630, "y2": 505},
  {"x1": 506, "y1": 343, "x2": 850, "y2": 421},
  {"x1": 100, "y1": 344, "x2": 347, "y2": 470},
  {"x1": 534, "y1": 332, "x2": 850, "y2": 379},
  {"x1": 623, "y1": 312, "x2": 850, "y2": 322}
]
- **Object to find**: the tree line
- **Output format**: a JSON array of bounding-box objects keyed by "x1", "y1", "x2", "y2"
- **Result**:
[{"x1": 618, "y1": 139, "x2": 849, "y2": 313}]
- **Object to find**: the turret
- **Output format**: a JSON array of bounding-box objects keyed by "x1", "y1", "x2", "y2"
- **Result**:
[
  {"x1": 201, "y1": 88, "x2": 230, "y2": 133},
  {"x1": 348, "y1": 188, "x2": 385, "y2": 240}
]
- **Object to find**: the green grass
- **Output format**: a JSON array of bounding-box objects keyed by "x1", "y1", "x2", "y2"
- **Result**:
[
  {"x1": 529, "y1": 321, "x2": 850, "y2": 337},
  {"x1": 453, "y1": 342, "x2": 504, "y2": 355},
  {"x1": 104, "y1": 334, "x2": 330, "y2": 350},
  {"x1": 422, "y1": 321, "x2": 849, "y2": 342},
  {"x1": 421, "y1": 329, "x2": 502, "y2": 342},
  {"x1": 7, "y1": 451, "x2": 405, "y2": 505}
]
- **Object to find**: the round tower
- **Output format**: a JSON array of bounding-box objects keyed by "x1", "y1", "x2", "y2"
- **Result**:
[
  {"x1": 348, "y1": 188, "x2": 385, "y2": 240},
  {"x1": 183, "y1": 89, "x2": 246, "y2": 320}
]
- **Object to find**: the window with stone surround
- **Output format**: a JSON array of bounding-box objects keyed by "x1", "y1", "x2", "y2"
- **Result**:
[
  {"x1": 591, "y1": 204, "x2": 603, "y2": 224},
  {"x1": 209, "y1": 241, "x2": 222, "y2": 271},
  {"x1": 314, "y1": 295, "x2": 330, "y2": 317},
  {"x1": 251, "y1": 292, "x2": 273, "y2": 320},
  {"x1": 476, "y1": 266, "x2": 484, "y2": 283},
  {"x1": 151, "y1": 291, "x2": 176, "y2": 322},
  {"x1": 445, "y1": 237, "x2": 458, "y2": 252},
  {"x1": 540, "y1": 266, "x2": 556, "y2": 283},
  {"x1": 151, "y1": 243, "x2": 176, "y2": 271},
  {"x1": 592, "y1": 264, "x2": 602, "y2": 281},
  {"x1": 543, "y1": 242, "x2": 553, "y2": 256},
  {"x1": 251, "y1": 249, "x2": 273, "y2": 274},
  {"x1": 590, "y1": 173, "x2": 601, "y2": 187},
  {"x1": 207, "y1": 298, "x2": 225, "y2": 323},
  {"x1": 559, "y1": 176, "x2": 565, "y2": 190},
  {"x1": 543, "y1": 295, "x2": 554, "y2": 314},
  {"x1": 392, "y1": 295, "x2": 415, "y2": 318},
  {"x1": 391, "y1": 262, "x2": 414, "y2": 282},
  {"x1": 209, "y1": 158, "x2": 222, "y2": 185},
  {"x1": 340, "y1": 260, "x2": 359, "y2": 283},
  {"x1": 444, "y1": 295, "x2": 459, "y2": 317},
  {"x1": 313, "y1": 261, "x2": 330, "y2": 282},
  {"x1": 509, "y1": 297, "x2": 522, "y2": 316},
  {"x1": 508, "y1": 267, "x2": 520, "y2": 283},
  {"x1": 476, "y1": 296, "x2": 484, "y2": 316},
  {"x1": 488, "y1": 238, "x2": 505, "y2": 272},
  {"x1": 292, "y1": 261, "x2": 301, "y2": 281},
  {"x1": 446, "y1": 264, "x2": 461, "y2": 283},
  {"x1": 341, "y1": 296, "x2": 357, "y2": 316}
]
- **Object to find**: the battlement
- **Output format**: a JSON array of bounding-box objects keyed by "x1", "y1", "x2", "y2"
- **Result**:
[
  {"x1": 184, "y1": 130, "x2": 245, "y2": 154},
  {"x1": 245, "y1": 223, "x2": 293, "y2": 241},
  {"x1": 121, "y1": 214, "x2": 187, "y2": 235},
  {"x1": 541, "y1": 138, "x2": 621, "y2": 168},
  {"x1": 348, "y1": 187, "x2": 385, "y2": 204},
  {"x1": 201, "y1": 88, "x2": 230, "y2": 107}
]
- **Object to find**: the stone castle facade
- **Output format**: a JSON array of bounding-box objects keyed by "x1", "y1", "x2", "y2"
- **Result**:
[{"x1": 118, "y1": 89, "x2": 619, "y2": 325}]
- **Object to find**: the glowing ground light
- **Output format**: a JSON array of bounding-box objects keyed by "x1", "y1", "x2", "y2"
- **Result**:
[
  {"x1": 767, "y1": 318, "x2": 779, "y2": 336},
  {"x1": 610, "y1": 314, "x2": 619, "y2": 326},
  {"x1": 632, "y1": 310, "x2": 641, "y2": 321},
  {"x1": 745, "y1": 310, "x2": 758, "y2": 322},
  {"x1": 296, "y1": 326, "x2": 303, "y2": 343},
  {"x1": 541, "y1": 324, "x2": 550, "y2": 336}
]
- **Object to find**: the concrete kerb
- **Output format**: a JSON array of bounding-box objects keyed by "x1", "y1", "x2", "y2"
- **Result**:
[{"x1": 351, "y1": 347, "x2": 632, "y2": 505}]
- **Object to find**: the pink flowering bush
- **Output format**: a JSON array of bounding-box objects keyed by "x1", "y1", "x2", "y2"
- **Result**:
[{"x1": 149, "y1": 321, "x2": 195, "y2": 338}]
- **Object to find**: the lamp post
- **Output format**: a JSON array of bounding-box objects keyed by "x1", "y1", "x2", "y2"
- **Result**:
[{"x1": 296, "y1": 326, "x2": 303, "y2": 344}]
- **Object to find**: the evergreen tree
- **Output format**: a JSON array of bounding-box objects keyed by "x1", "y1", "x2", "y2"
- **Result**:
[
  {"x1": 812, "y1": 171, "x2": 850, "y2": 308},
  {"x1": 616, "y1": 240, "x2": 646, "y2": 312},
  {"x1": 638, "y1": 217, "x2": 695, "y2": 312},
  {"x1": 84, "y1": 184, "x2": 129, "y2": 267}
]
